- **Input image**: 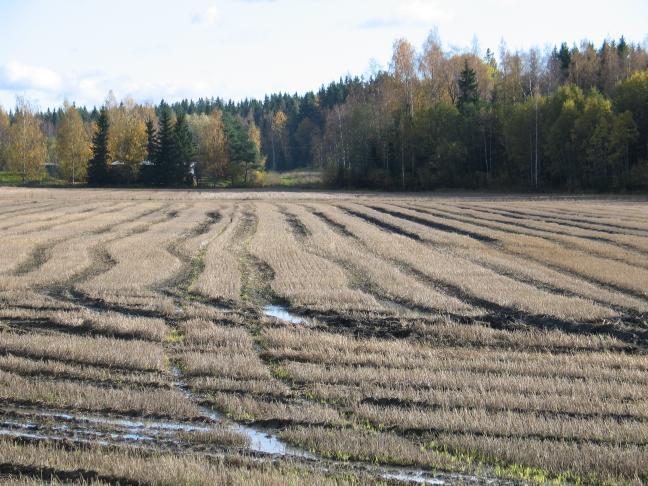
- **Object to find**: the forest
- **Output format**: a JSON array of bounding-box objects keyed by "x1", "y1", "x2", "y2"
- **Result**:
[{"x1": 0, "y1": 32, "x2": 647, "y2": 191}]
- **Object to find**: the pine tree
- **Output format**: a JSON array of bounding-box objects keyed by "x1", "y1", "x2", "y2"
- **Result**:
[
  {"x1": 87, "y1": 107, "x2": 110, "y2": 186},
  {"x1": 173, "y1": 113, "x2": 196, "y2": 185},
  {"x1": 458, "y1": 59, "x2": 479, "y2": 109},
  {"x1": 155, "y1": 104, "x2": 175, "y2": 186}
]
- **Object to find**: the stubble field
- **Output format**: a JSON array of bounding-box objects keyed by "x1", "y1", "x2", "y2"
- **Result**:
[{"x1": 0, "y1": 187, "x2": 646, "y2": 485}]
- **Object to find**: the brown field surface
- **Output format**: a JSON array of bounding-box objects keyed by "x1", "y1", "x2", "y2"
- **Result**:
[{"x1": 0, "y1": 187, "x2": 646, "y2": 485}]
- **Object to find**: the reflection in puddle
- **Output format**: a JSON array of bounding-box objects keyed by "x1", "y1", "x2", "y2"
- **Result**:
[
  {"x1": 169, "y1": 366, "x2": 312, "y2": 457},
  {"x1": 263, "y1": 305, "x2": 304, "y2": 324},
  {"x1": 0, "y1": 405, "x2": 491, "y2": 484},
  {"x1": 381, "y1": 470, "x2": 446, "y2": 485}
]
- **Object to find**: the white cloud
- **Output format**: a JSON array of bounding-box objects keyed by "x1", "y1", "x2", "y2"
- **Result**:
[
  {"x1": 359, "y1": 0, "x2": 453, "y2": 29},
  {"x1": 0, "y1": 57, "x2": 230, "y2": 108},
  {"x1": 396, "y1": 1, "x2": 453, "y2": 23},
  {"x1": 192, "y1": 5, "x2": 220, "y2": 25},
  {"x1": 0, "y1": 61, "x2": 62, "y2": 92}
]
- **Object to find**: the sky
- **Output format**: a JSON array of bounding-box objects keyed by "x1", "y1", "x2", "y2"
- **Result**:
[{"x1": 0, "y1": 0, "x2": 646, "y2": 110}]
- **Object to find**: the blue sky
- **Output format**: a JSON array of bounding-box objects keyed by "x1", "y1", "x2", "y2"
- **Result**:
[{"x1": 0, "y1": 0, "x2": 646, "y2": 109}]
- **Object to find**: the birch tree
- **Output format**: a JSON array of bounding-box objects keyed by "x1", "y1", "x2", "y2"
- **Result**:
[
  {"x1": 6, "y1": 98, "x2": 47, "y2": 182},
  {"x1": 56, "y1": 102, "x2": 91, "y2": 183}
]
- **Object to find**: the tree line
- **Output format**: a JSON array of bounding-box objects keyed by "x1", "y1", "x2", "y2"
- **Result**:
[{"x1": 0, "y1": 33, "x2": 647, "y2": 191}]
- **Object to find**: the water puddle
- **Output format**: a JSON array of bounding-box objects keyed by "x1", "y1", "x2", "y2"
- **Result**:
[
  {"x1": 201, "y1": 407, "x2": 312, "y2": 457},
  {"x1": 263, "y1": 305, "x2": 304, "y2": 324},
  {"x1": 169, "y1": 366, "x2": 312, "y2": 457},
  {"x1": 380, "y1": 469, "x2": 446, "y2": 485},
  {"x1": 0, "y1": 404, "x2": 498, "y2": 485},
  {"x1": 0, "y1": 370, "x2": 500, "y2": 484},
  {"x1": 1, "y1": 406, "x2": 207, "y2": 434}
]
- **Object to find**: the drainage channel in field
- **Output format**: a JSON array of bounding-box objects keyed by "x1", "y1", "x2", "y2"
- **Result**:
[
  {"x1": 0, "y1": 404, "x2": 499, "y2": 485},
  {"x1": 263, "y1": 304, "x2": 305, "y2": 324},
  {"x1": 170, "y1": 365, "x2": 310, "y2": 457},
  {"x1": 169, "y1": 367, "x2": 500, "y2": 485},
  {"x1": 0, "y1": 405, "x2": 207, "y2": 445}
]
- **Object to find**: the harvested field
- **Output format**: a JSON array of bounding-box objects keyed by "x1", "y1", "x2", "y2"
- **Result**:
[{"x1": 0, "y1": 187, "x2": 646, "y2": 484}]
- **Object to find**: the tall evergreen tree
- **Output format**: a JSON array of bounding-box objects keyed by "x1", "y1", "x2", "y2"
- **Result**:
[
  {"x1": 173, "y1": 113, "x2": 196, "y2": 185},
  {"x1": 222, "y1": 113, "x2": 259, "y2": 185},
  {"x1": 557, "y1": 42, "x2": 571, "y2": 82},
  {"x1": 145, "y1": 118, "x2": 158, "y2": 162},
  {"x1": 457, "y1": 59, "x2": 479, "y2": 109},
  {"x1": 87, "y1": 107, "x2": 110, "y2": 186},
  {"x1": 155, "y1": 104, "x2": 175, "y2": 186},
  {"x1": 139, "y1": 118, "x2": 158, "y2": 185}
]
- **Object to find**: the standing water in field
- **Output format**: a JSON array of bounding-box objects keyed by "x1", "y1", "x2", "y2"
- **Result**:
[
  {"x1": 170, "y1": 366, "x2": 310, "y2": 457},
  {"x1": 263, "y1": 305, "x2": 304, "y2": 324},
  {"x1": 167, "y1": 362, "x2": 494, "y2": 484}
]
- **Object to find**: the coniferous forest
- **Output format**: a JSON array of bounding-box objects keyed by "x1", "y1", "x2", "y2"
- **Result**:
[{"x1": 1, "y1": 34, "x2": 647, "y2": 191}]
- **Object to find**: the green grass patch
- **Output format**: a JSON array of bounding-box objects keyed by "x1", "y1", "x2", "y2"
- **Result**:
[
  {"x1": 0, "y1": 171, "x2": 24, "y2": 184},
  {"x1": 261, "y1": 170, "x2": 323, "y2": 188},
  {"x1": 165, "y1": 329, "x2": 185, "y2": 344},
  {"x1": 272, "y1": 365, "x2": 292, "y2": 382},
  {"x1": 0, "y1": 171, "x2": 68, "y2": 186}
]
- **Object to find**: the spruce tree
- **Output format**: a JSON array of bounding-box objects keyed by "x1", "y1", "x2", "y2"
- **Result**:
[
  {"x1": 155, "y1": 104, "x2": 175, "y2": 186},
  {"x1": 458, "y1": 59, "x2": 479, "y2": 109},
  {"x1": 557, "y1": 42, "x2": 571, "y2": 82},
  {"x1": 87, "y1": 107, "x2": 110, "y2": 186},
  {"x1": 146, "y1": 118, "x2": 158, "y2": 162},
  {"x1": 140, "y1": 118, "x2": 158, "y2": 185},
  {"x1": 173, "y1": 113, "x2": 196, "y2": 185}
]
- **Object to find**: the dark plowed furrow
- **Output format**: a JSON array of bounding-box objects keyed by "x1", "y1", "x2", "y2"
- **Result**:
[
  {"x1": 237, "y1": 208, "x2": 279, "y2": 307},
  {"x1": 162, "y1": 210, "x2": 223, "y2": 293},
  {"x1": 279, "y1": 208, "x2": 310, "y2": 241},
  {"x1": 340, "y1": 207, "x2": 421, "y2": 241},
  {"x1": 465, "y1": 205, "x2": 648, "y2": 234},
  {"x1": 0, "y1": 205, "x2": 85, "y2": 231},
  {"x1": 65, "y1": 289, "x2": 171, "y2": 320},
  {"x1": 12, "y1": 245, "x2": 49, "y2": 276},
  {"x1": 449, "y1": 205, "x2": 648, "y2": 256},
  {"x1": 8, "y1": 205, "x2": 145, "y2": 278},
  {"x1": 514, "y1": 253, "x2": 648, "y2": 306},
  {"x1": 305, "y1": 206, "x2": 646, "y2": 345},
  {"x1": 360, "y1": 398, "x2": 648, "y2": 423},
  {"x1": 92, "y1": 204, "x2": 162, "y2": 235},
  {"x1": 0, "y1": 368, "x2": 168, "y2": 391},
  {"x1": 40, "y1": 206, "x2": 176, "y2": 313},
  {"x1": 470, "y1": 259, "x2": 641, "y2": 317},
  {"x1": 0, "y1": 350, "x2": 159, "y2": 374},
  {"x1": 284, "y1": 209, "x2": 420, "y2": 314},
  {"x1": 403, "y1": 204, "x2": 648, "y2": 303},
  {"x1": 0, "y1": 462, "x2": 144, "y2": 486},
  {"x1": 191, "y1": 210, "x2": 222, "y2": 237},
  {"x1": 416, "y1": 203, "x2": 648, "y2": 268},
  {"x1": 396, "y1": 261, "x2": 647, "y2": 345},
  {"x1": 325, "y1": 253, "x2": 422, "y2": 315},
  {"x1": 309, "y1": 209, "x2": 357, "y2": 239},
  {"x1": 0, "y1": 316, "x2": 160, "y2": 342},
  {"x1": 405, "y1": 428, "x2": 647, "y2": 448},
  {"x1": 0, "y1": 202, "x2": 59, "y2": 222},
  {"x1": 366, "y1": 205, "x2": 497, "y2": 243},
  {"x1": 8, "y1": 204, "x2": 112, "y2": 236}
]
